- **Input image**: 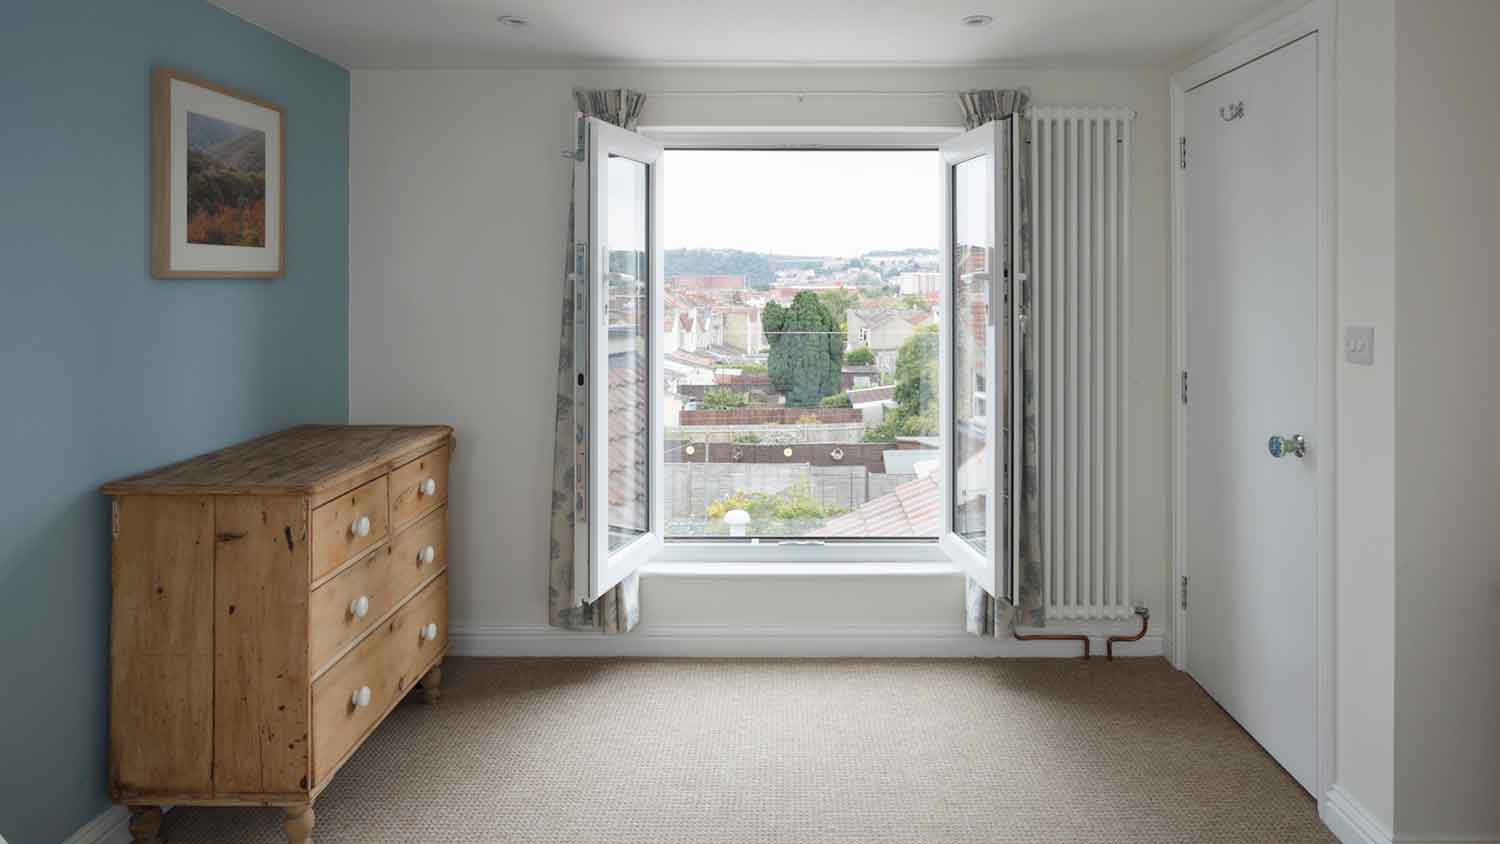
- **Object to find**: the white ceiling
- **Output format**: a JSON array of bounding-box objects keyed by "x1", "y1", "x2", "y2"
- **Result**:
[{"x1": 210, "y1": 0, "x2": 1283, "y2": 70}]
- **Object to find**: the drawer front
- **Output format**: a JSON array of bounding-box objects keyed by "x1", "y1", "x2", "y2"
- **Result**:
[
  {"x1": 308, "y1": 507, "x2": 448, "y2": 673},
  {"x1": 389, "y1": 445, "x2": 449, "y2": 531},
  {"x1": 311, "y1": 573, "x2": 447, "y2": 787},
  {"x1": 311, "y1": 476, "x2": 389, "y2": 582}
]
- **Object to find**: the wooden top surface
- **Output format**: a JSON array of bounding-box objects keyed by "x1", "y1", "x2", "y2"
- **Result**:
[{"x1": 102, "y1": 425, "x2": 454, "y2": 497}]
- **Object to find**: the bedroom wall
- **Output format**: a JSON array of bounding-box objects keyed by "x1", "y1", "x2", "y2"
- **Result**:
[
  {"x1": 0, "y1": 1, "x2": 349, "y2": 840},
  {"x1": 347, "y1": 65, "x2": 1172, "y2": 650}
]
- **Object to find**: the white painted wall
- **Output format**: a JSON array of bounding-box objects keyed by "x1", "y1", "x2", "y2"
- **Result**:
[
  {"x1": 1391, "y1": 1, "x2": 1500, "y2": 838},
  {"x1": 1332, "y1": 0, "x2": 1396, "y2": 831},
  {"x1": 349, "y1": 65, "x2": 1171, "y2": 645}
]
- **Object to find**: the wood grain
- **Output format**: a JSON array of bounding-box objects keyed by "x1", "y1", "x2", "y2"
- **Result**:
[
  {"x1": 389, "y1": 444, "x2": 450, "y2": 532},
  {"x1": 311, "y1": 574, "x2": 447, "y2": 788},
  {"x1": 103, "y1": 425, "x2": 452, "y2": 499},
  {"x1": 213, "y1": 496, "x2": 311, "y2": 795},
  {"x1": 110, "y1": 496, "x2": 215, "y2": 798},
  {"x1": 309, "y1": 506, "x2": 447, "y2": 676},
  {"x1": 310, "y1": 475, "x2": 388, "y2": 582}
]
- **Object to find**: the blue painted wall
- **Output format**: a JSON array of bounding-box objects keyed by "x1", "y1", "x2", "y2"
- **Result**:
[{"x1": 0, "y1": 2, "x2": 348, "y2": 840}]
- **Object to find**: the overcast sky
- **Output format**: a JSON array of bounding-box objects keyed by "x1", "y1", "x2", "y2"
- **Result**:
[{"x1": 661, "y1": 150, "x2": 940, "y2": 258}]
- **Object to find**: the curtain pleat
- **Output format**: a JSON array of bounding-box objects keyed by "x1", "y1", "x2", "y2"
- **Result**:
[
  {"x1": 961, "y1": 89, "x2": 1045, "y2": 637},
  {"x1": 547, "y1": 88, "x2": 647, "y2": 633}
]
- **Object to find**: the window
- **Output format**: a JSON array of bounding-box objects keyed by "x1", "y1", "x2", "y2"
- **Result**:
[
  {"x1": 659, "y1": 149, "x2": 942, "y2": 541},
  {"x1": 575, "y1": 119, "x2": 1022, "y2": 608}
]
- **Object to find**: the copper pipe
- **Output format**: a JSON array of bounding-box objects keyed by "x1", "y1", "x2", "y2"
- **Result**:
[
  {"x1": 1106, "y1": 607, "x2": 1150, "y2": 660},
  {"x1": 1012, "y1": 627, "x2": 1091, "y2": 659}
]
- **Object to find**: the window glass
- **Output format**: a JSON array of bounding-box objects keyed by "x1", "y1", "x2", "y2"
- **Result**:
[
  {"x1": 606, "y1": 154, "x2": 650, "y2": 549},
  {"x1": 951, "y1": 155, "x2": 993, "y2": 553}
]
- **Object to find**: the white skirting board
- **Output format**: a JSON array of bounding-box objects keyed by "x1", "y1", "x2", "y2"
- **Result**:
[
  {"x1": 61, "y1": 806, "x2": 130, "y2": 844},
  {"x1": 1321, "y1": 785, "x2": 1500, "y2": 844},
  {"x1": 449, "y1": 622, "x2": 1164, "y2": 659}
]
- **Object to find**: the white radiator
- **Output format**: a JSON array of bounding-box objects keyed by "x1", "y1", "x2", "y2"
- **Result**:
[{"x1": 1029, "y1": 106, "x2": 1135, "y2": 621}]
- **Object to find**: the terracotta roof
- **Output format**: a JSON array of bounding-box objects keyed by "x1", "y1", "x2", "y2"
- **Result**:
[{"x1": 810, "y1": 473, "x2": 940, "y2": 539}]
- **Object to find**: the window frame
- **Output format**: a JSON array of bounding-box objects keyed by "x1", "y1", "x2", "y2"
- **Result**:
[
  {"x1": 578, "y1": 117, "x2": 666, "y2": 601},
  {"x1": 634, "y1": 126, "x2": 967, "y2": 566}
]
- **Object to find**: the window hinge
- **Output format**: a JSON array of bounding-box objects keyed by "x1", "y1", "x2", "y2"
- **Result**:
[
  {"x1": 1181, "y1": 575, "x2": 1189, "y2": 611},
  {"x1": 1181, "y1": 370, "x2": 1188, "y2": 404},
  {"x1": 1179, "y1": 136, "x2": 1188, "y2": 170}
]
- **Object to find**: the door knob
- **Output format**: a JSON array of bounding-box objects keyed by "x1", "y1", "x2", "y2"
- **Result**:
[{"x1": 1268, "y1": 433, "x2": 1307, "y2": 458}]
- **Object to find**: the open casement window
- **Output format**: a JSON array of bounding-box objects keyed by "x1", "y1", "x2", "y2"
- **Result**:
[
  {"x1": 574, "y1": 117, "x2": 665, "y2": 602},
  {"x1": 937, "y1": 117, "x2": 1022, "y2": 602}
]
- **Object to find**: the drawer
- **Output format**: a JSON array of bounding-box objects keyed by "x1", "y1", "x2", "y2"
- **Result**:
[
  {"x1": 308, "y1": 507, "x2": 448, "y2": 674},
  {"x1": 311, "y1": 573, "x2": 447, "y2": 787},
  {"x1": 389, "y1": 445, "x2": 448, "y2": 531},
  {"x1": 310, "y1": 476, "x2": 389, "y2": 582}
]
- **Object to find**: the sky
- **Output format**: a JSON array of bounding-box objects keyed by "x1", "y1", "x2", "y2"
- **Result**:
[{"x1": 661, "y1": 149, "x2": 940, "y2": 258}]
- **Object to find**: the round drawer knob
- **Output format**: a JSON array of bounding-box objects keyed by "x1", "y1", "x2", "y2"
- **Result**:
[
  {"x1": 351, "y1": 686, "x2": 372, "y2": 708},
  {"x1": 419, "y1": 545, "x2": 437, "y2": 566},
  {"x1": 349, "y1": 595, "x2": 370, "y2": 619},
  {"x1": 421, "y1": 623, "x2": 439, "y2": 642},
  {"x1": 419, "y1": 478, "x2": 438, "y2": 497},
  {"x1": 350, "y1": 515, "x2": 371, "y2": 538}
]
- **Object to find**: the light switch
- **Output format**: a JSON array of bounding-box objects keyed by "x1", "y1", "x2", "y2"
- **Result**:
[{"x1": 1345, "y1": 324, "x2": 1374, "y2": 366}]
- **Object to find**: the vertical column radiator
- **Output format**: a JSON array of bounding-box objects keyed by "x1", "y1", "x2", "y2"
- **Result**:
[{"x1": 1029, "y1": 106, "x2": 1135, "y2": 621}]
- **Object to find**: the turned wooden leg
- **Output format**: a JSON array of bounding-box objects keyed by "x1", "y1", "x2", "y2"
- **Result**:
[
  {"x1": 128, "y1": 806, "x2": 163, "y2": 844},
  {"x1": 284, "y1": 804, "x2": 315, "y2": 844},
  {"x1": 419, "y1": 664, "x2": 443, "y2": 704}
]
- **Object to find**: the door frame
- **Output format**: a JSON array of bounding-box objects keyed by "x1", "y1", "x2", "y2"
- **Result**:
[{"x1": 1168, "y1": 0, "x2": 1336, "y2": 802}]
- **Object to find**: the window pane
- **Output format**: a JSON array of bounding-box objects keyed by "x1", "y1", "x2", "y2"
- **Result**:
[
  {"x1": 952, "y1": 155, "x2": 992, "y2": 553},
  {"x1": 606, "y1": 154, "x2": 649, "y2": 550},
  {"x1": 660, "y1": 150, "x2": 942, "y2": 540}
]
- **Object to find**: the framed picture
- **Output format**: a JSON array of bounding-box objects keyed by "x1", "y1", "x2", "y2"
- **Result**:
[{"x1": 151, "y1": 68, "x2": 284, "y2": 278}]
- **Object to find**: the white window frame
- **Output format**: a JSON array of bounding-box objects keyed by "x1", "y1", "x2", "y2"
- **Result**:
[
  {"x1": 577, "y1": 117, "x2": 665, "y2": 601},
  {"x1": 633, "y1": 125, "x2": 979, "y2": 567}
]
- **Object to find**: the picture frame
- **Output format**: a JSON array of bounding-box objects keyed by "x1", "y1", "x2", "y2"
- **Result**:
[{"x1": 151, "y1": 68, "x2": 284, "y2": 278}]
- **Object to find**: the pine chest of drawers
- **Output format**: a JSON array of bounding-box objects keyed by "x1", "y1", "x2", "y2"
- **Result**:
[{"x1": 102, "y1": 424, "x2": 454, "y2": 844}]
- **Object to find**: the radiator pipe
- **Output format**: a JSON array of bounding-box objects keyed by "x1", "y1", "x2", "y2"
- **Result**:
[
  {"x1": 1105, "y1": 607, "x2": 1150, "y2": 660},
  {"x1": 1012, "y1": 625, "x2": 1092, "y2": 659}
]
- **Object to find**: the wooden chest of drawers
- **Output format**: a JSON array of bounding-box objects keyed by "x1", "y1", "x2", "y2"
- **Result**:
[{"x1": 102, "y1": 425, "x2": 454, "y2": 844}]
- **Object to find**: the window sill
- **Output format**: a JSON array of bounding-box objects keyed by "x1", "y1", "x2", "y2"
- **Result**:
[{"x1": 642, "y1": 561, "x2": 962, "y2": 579}]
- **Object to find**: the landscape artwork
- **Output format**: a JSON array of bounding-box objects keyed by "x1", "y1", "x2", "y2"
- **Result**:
[
  {"x1": 152, "y1": 68, "x2": 284, "y2": 278},
  {"x1": 185, "y1": 112, "x2": 266, "y2": 246}
]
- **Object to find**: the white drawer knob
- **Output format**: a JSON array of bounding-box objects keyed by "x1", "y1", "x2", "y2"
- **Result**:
[
  {"x1": 419, "y1": 478, "x2": 438, "y2": 497},
  {"x1": 350, "y1": 515, "x2": 371, "y2": 538},
  {"x1": 349, "y1": 595, "x2": 370, "y2": 619},
  {"x1": 421, "y1": 623, "x2": 439, "y2": 642},
  {"x1": 351, "y1": 686, "x2": 372, "y2": 708},
  {"x1": 419, "y1": 545, "x2": 437, "y2": 566}
]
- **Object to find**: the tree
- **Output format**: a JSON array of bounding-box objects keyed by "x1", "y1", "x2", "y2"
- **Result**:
[
  {"x1": 817, "y1": 289, "x2": 858, "y2": 332},
  {"x1": 844, "y1": 346, "x2": 876, "y2": 366},
  {"x1": 863, "y1": 324, "x2": 940, "y2": 442},
  {"x1": 763, "y1": 292, "x2": 844, "y2": 407},
  {"x1": 820, "y1": 392, "x2": 852, "y2": 408}
]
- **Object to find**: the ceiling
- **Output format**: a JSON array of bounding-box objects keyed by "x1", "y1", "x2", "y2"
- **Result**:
[{"x1": 210, "y1": 0, "x2": 1283, "y2": 70}]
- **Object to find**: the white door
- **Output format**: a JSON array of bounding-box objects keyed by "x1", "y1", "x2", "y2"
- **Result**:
[{"x1": 1184, "y1": 34, "x2": 1319, "y2": 792}]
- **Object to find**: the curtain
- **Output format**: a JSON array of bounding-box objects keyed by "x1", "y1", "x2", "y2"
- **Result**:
[
  {"x1": 547, "y1": 88, "x2": 647, "y2": 633},
  {"x1": 960, "y1": 89, "x2": 1045, "y2": 636}
]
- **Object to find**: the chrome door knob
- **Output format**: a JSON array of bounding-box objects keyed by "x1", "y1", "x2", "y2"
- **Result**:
[{"x1": 1268, "y1": 433, "x2": 1307, "y2": 458}]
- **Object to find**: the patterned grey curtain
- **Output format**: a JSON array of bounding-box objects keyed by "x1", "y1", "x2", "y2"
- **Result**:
[
  {"x1": 547, "y1": 88, "x2": 647, "y2": 633},
  {"x1": 962, "y1": 89, "x2": 1044, "y2": 636}
]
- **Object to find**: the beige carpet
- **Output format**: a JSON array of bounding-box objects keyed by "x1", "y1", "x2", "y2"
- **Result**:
[{"x1": 161, "y1": 657, "x2": 1334, "y2": 843}]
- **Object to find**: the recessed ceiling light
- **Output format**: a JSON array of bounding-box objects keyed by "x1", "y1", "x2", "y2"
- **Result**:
[
  {"x1": 497, "y1": 15, "x2": 529, "y2": 27},
  {"x1": 961, "y1": 14, "x2": 994, "y2": 27}
]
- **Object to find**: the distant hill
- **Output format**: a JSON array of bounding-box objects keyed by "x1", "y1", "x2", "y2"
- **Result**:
[
  {"x1": 665, "y1": 249, "x2": 777, "y2": 288},
  {"x1": 187, "y1": 113, "x2": 244, "y2": 150},
  {"x1": 187, "y1": 112, "x2": 265, "y2": 173}
]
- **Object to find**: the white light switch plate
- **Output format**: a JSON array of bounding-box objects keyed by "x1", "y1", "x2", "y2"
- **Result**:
[{"x1": 1345, "y1": 324, "x2": 1375, "y2": 366}]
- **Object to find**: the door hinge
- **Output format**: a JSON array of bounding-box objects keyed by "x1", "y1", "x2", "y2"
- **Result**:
[
  {"x1": 1179, "y1": 136, "x2": 1187, "y2": 170},
  {"x1": 1180, "y1": 370, "x2": 1188, "y2": 404},
  {"x1": 1181, "y1": 575, "x2": 1189, "y2": 611}
]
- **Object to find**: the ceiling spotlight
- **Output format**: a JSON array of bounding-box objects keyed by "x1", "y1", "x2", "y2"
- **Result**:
[
  {"x1": 961, "y1": 14, "x2": 994, "y2": 27},
  {"x1": 497, "y1": 15, "x2": 529, "y2": 27}
]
